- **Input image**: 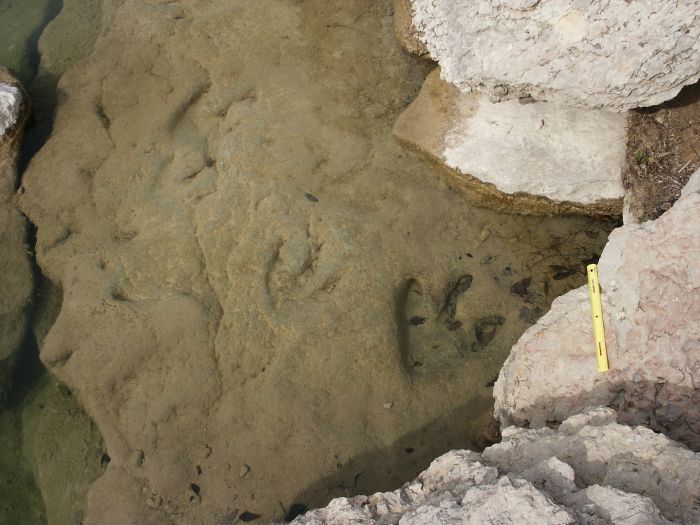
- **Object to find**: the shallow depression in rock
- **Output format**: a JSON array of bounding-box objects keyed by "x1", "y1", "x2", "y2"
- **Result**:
[{"x1": 7, "y1": 1, "x2": 619, "y2": 523}]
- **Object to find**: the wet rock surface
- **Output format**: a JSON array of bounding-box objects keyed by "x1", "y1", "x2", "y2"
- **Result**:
[
  {"x1": 393, "y1": 69, "x2": 627, "y2": 216},
  {"x1": 408, "y1": 0, "x2": 700, "y2": 111},
  {"x1": 17, "y1": 0, "x2": 615, "y2": 522},
  {"x1": 495, "y1": 168, "x2": 700, "y2": 451},
  {"x1": 290, "y1": 408, "x2": 696, "y2": 524},
  {"x1": 0, "y1": 0, "x2": 62, "y2": 86},
  {"x1": 0, "y1": 67, "x2": 32, "y2": 402}
]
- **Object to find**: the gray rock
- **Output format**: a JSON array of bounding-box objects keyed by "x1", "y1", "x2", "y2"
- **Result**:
[
  {"x1": 562, "y1": 486, "x2": 673, "y2": 525},
  {"x1": 409, "y1": 0, "x2": 700, "y2": 111},
  {"x1": 519, "y1": 457, "x2": 577, "y2": 498},
  {"x1": 291, "y1": 409, "x2": 692, "y2": 524},
  {"x1": 494, "y1": 169, "x2": 700, "y2": 451}
]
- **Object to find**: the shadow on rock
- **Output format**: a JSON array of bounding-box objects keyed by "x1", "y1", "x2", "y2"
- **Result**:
[{"x1": 284, "y1": 402, "x2": 501, "y2": 522}]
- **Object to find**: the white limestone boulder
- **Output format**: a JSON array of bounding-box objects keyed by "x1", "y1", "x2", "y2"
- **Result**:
[
  {"x1": 393, "y1": 69, "x2": 626, "y2": 216},
  {"x1": 494, "y1": 168, "x2": 700, "y2": 451},
  {"x1": 409, "y1": 0, "x2": 700, "y2": 111}
]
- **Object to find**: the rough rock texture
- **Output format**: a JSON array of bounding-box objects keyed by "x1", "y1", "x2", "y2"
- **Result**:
[
  {"x1": 495, "y1": 168, "x2": 700, "y2": 451},
  {"x1": 291, "y1": 408, "x2": 696, "y2": 524},
  {"x1": 0, "y1": 0, "x2": 61, "y2": 85},
  {"x1": 623, "y1": 83, "x2": 700, "y2": 224},
  {"x1": 409, "y1": 0, "x2": 700, "y2": 111},
  {"x1": 18, "y1": 0, "x2": 615, "y2": 522},
  {"x1": 0, "y1": 68, "x2": 32, "y2": 403},
  {"x1": 394, "y1": 69, "x2": 626, "y2": 216},
  {"x1": 393, "y1": 0, "x2": 430, "y2": 58}
]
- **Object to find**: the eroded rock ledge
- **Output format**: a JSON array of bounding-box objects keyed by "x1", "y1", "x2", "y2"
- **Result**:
[
  {"x1": 393, "y1": 69, "x2": 626, "y2": 216},
  {"x1": 290, "y1": 407, "x2": 700, "y2": 524}
]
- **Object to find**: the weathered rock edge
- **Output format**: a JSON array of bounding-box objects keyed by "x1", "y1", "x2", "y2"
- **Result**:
[
  {"x1": 495, "y1": 168, "x2": 700, "y2": 451},
  {"x1": 289, "y1": 407, "x2": 699, "y2": 524}
]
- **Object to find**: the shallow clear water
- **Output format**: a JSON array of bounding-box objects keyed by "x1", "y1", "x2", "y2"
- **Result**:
[
  {"x1": 0, "y1": 0, "x2": 61, "y2": 85},
  {"x1": 1, "y1": 1, "x2": 104, "y2": 524},
  {"x1": 2, "y1": 1, "x2": 619, "y2": 522}
]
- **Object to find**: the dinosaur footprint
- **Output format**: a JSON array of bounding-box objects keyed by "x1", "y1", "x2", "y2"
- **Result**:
[{"x1": 398, "y1": 275, "x2": 507, "y2": 375}]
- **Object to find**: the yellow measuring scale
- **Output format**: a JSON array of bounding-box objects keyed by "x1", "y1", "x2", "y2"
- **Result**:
[{"x1": 587, "y1": 264, "x2": 609, "y2": 372}]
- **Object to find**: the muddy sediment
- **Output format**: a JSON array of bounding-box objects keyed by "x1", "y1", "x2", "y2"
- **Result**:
[{"x1": 6, "y1": 0, "x2": 618, "y2": 523}]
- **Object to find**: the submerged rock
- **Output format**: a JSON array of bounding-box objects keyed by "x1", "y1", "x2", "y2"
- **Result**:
[
  {"x1": 17, "y1": 0, "x2": 614, "y2": 522},
  {"x1": 495, "y1": 168, "x2": 700, "y2": 451},
  {"x1": 291, "y1": 408, "x2": 696, "y2": 524},
  {"x1": 408, "y1": 0, "x2": 700, "y2": 111},
  {"x1": 0, "y1": 68, "x2": 32, "y2": 403},
  {"x1": 393, "y1": 69, "x2": 626, "y2": 216}
]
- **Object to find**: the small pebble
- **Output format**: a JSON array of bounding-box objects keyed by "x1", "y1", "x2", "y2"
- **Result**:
[
  {"x1": 383, "y1": 402, "x2": 393, "y2": 409},
  {"x1": 145, "y1": 494, "x2": 162, "y2": 509},
  {"x1": 479, "y1": 227, "x2": 491, "y2": 242},
  {"x1": 240, "y1": 464, "x2": 250, "y2": 478},
  {"x1": 131, "y1": 449, "x2": 145, "y2": 467}
]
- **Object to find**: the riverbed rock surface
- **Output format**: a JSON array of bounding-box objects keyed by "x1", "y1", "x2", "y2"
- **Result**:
[
  {"x1": 495, "y1": 168, "x2": 700, "y2": 451},
  {"x1": 0, "y1": 68, "x2": 32, "y2": 403},
  {"x1": 17, "y1": 0, "x2": 615, "y2": 523},
  {"x1": 408, "y1": 0, "x2": 700, "y2": 111},
  {"x1": 290, "y1": 408, "x2": 698, "y2": 524},
  {"x1": 393, "y1": 69, "x2": 627, "y2": 216}
]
